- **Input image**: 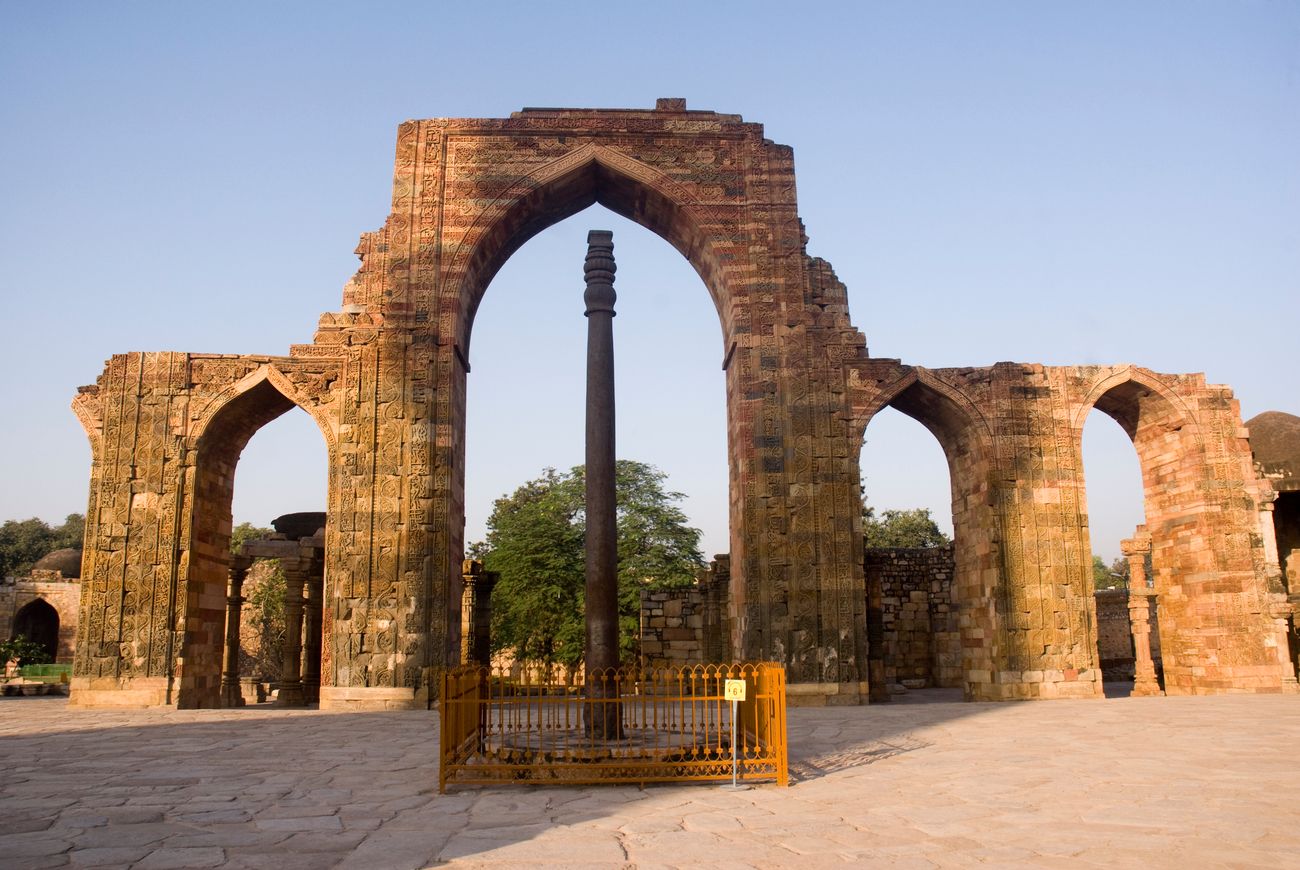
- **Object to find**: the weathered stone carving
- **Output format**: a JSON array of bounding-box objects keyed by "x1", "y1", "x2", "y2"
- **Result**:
[{"x1": 68, "y1": 102, "x2": 1290, "y2": 709}]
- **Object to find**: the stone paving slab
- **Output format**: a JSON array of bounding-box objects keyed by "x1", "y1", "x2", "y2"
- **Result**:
[{"x1": 0, "y1": 691, "x2": 1297, "y2": 868}]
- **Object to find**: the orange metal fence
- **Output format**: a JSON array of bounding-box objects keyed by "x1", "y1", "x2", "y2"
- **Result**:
[{"x1": 439, "y1": 663, "x2": 788, "y2": 791}]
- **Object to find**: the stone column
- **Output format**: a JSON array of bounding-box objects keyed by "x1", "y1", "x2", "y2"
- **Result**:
[
  {"x1": 1121, "y1": 533, "x2": 1161, "y2": 697},
  {"x1": 459, "y1": 560, "x2": 497, "y2": 667},
  {"x1": 220, "y1": 557, "x2": 252, "y2": 708},
  {"x1": 303, "y1": 571, "x2": 324, "y2": 704},
  {"x1": 583, "y1": 229, "x2": 621, "y2": 738},
  {"x1": 1253, "y1": 488, "x2": 1299, "y2": 692},
  {"x1": 279, "y1": 556, "x2": 308, "y2": 707}
]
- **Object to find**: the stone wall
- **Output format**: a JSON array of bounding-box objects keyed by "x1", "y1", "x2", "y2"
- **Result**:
[
  {"x1": 640, "y1": 556, "x2": 730, "y2": 668},
  {"x1": 864, "y1": 546, "x2": 960, "y2": 691},
  {"x1": 1094, "y1": 589, "x2": 1134, "y2": 681}
]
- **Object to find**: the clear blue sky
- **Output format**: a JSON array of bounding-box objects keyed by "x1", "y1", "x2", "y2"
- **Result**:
[{"x1": 2, "y1": 2, "x2": 1296, "y2": 563}]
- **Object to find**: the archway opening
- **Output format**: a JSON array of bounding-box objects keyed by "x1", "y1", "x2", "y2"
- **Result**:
[
  {"x1": 464, "y1": 205, "x2": 727, "y2": 671},
  {"x1": 12, "y1": 598, "x2": 59, "y2": 663},
  {"x1": 1081, "y1": 376, "x2": 1198, "y2": 696},
  {"x1": 860, "y1": 406, "x2": 956, "y2": 697},
  {"x1": 1081, "y1": 407, "x2": 1149, "y2": 694},
  {"x1": 185, "y1": 376, "x2": 329, "y2": 709},
  {"x1": 859, "y1": 375, "x2": 995, "y2": 701}
]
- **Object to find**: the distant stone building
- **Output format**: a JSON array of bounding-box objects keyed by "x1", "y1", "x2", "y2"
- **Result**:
[{"x1": 1, "y1": 548, "x2": 82, "y2": 663}]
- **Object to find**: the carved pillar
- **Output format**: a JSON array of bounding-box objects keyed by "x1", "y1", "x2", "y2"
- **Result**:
[
  {"x1": 459, "y1": 560, "x2": 497, "y2": 666},
  {"x1": 220, "y1": 557, "x2": 252, "y2": 708},
  {"x1": 279, "y1": 556, "x2": 308, "y2": 707},
  {"x1": 1121, "y1": 532, "x2": 1161, "y2": 697}
]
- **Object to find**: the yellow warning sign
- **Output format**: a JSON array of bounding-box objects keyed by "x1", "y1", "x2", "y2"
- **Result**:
[{"x1": 724, "y1": 679, "x2": 747, "y2": 702}]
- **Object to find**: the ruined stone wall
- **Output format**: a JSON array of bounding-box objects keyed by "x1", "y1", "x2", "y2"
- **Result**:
[
  {"x1": 849, "y1": 362, "x2": 1283, "y2": 699},
  {"x1": 68, "y1": 103, "x2": 1288, "y2": 708},
  {"x1": 1094, "y1": 589, "x2": 1134, "y2": 680},
  {"x1": 864, "y1": 546, "x2": 960, "y2": 690},
  {"x1": 640, "y1": 556, "x2": 731, "y2": 668}
]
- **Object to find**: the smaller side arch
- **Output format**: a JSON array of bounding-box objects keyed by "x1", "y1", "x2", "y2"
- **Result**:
[
  {"x1": 856, "y1": 366, "x2": 995, "y2": 465},
  {"x1": 854, "y1": 365, "x2": 1003, "y2": 701},
  {"x1": 1071, "y1": 365, "x2": 1283, "y2": 694},
  {"x1": 1071, "y1": 365, "x2": 1202, "y2": 443},
  {"x1": 71, "y1": 390, "x2": 104, "y2": 462},
  {"x1": 178, "y1": 362, "x2": 337, "y2": 709},
  {"x1": 12, "y1": 598, "x2": 60, "y2": 663},
  {"x1": 189, "y1": 363, "x2": 338, "y2": 455}
]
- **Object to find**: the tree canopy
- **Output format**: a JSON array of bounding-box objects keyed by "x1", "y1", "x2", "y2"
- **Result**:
[
  {"x1": 475, "y1": 460, "x2": 705, "y2": 668},
  {"x1": 0, "y1": 514, "x2": 84, "y2": 578},
  {"x1": 1092, "y1": 555, "x2": 1128, "y2": 590},
  {"x1": 862, "y1": 505, "x2": 951, "y2": 549},
  {"x1": 230, "y1": 522, "x2": 274, "y2": 554}
]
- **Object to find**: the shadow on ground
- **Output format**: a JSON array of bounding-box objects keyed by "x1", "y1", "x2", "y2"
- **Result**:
[{"x1": 0, "y1": 689, "x2": 1005, "y2": 868}]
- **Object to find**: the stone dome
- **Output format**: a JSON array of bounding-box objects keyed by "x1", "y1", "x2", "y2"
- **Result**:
[
  {"x1": 32, "y1": 547, "x2": 83, "y2": 578},
  {"x1": 1245, "y1": 411, "x2": 1300, "y2": 492}
]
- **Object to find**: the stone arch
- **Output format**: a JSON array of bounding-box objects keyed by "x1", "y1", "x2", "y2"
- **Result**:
[
  {"x1": 12, "y1": 598, "x2": 60, "y2": 663},
  {"x1": 1072, "y1": 367, "x2": 1228, "y2": 693},
  {"x1": 190, "y1": 364, "x2": 338, "y2": 456},
  {"x1": 857, "y1": 367, "x2": 1002, "y2": 700},
  {"x1": 448, "y1": 144, "x2": 733, "y2": 355},
  {"x1": 180, "y1": 365, "x2": 335, "y2": 708}
]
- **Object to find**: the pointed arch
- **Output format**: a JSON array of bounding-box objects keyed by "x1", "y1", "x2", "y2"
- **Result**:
[
  {"x1": 71, "y1": 391, "x2": 103, "y2": 462},
  {"x1": 855, "y1": 365, "x2": 1003, "y2": 700},
  {"x1": 180, "y1": 362, "x2": 335, "y2": 709},
  {"x1": 190, "y1": 363, "x2": 337, "y2": 455},
  {"x1": 1071, "y1": 366, "x2": 1201, "y2": 444},
  {"x1": 857, "y1": 367, "x2": 994, "y2": 465},
  {"x1": 446, "y1": 143, "x2": 735, "y2": 354},
  {"x1": 13, "y1": 598, "x2": 60, "y2": 663}
]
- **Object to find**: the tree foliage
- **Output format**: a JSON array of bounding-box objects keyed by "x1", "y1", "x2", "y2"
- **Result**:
[
  {"x1": 230, "y1": 522, "x2": 273, "y2": 554},
  {"x1": 476, "y1": 461, "x2": 705, "y2": 668},
  {"x1": 242, "y1": 560, "x2": 286, "y2": 680},
  {"x1": 228, "y1": 523, "x2": 283, "y2": 678},
  {"x1": 1, "y1": 635, "x2": 52, "y2": 667},
  {"x1": 862, "y1": 505, "x2": 951, "y2": 549},
  {"x1": 0, "y1": 514, "x2": 85, "y2": 578},
  {"x1": 1092, "y1": 555, "x2": 1128, "y2": 590}
]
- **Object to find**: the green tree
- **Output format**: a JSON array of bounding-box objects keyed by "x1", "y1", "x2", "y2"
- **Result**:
[
  {"x1": 477, "y1": 461, "x2": 705, "y2": 668},
  {"x1": 863, "y1": 505, "x2": 951, "y2": 548},
  {"x1": 230, "y1": 522, "x2": 273, "y2": 554},
  {"x1": 1, "y1": 635, "x2": 52, "y2": 667},
  {"x1": 243, "y1": 560, "x2": 286, "y2": 680},
  {"x1": 0, "y1": 514, "x2": 85, "y2": 578},
  {"x1": 1092, "y1": 555, "x2": 1128, "y2": 590},
  {"x1": 228, "y1": 523, "x2": 282, "y2": 678}
]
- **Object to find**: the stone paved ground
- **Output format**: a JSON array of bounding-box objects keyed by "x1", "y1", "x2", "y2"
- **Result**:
[{"x1": 1, "y1": 690, "x2": 1297, "y2": 868}]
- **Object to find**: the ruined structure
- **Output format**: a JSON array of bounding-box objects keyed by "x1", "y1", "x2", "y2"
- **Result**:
[
  {"x1": 1246, "y1": 411, "x2": 1300, "y2": 679},
  {"x1": 69, "y1": 101, "x2": 1294, "y2": 708},
  {"x1": 2, "y1": 548, "x2": 82, "y2": 664}
]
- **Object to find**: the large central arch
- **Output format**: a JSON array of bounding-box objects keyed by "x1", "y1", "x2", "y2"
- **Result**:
[{"x1": 370, "y1": 105, "x2": 875, "y2": 703}]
